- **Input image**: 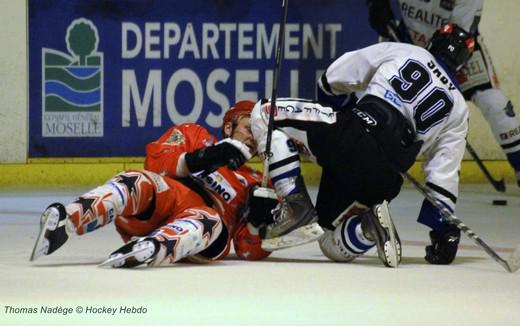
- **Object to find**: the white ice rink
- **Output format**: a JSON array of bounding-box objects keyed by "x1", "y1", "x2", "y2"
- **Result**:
[{"x1": 1, "y1": 184, "x2": 519, "y2": 325}]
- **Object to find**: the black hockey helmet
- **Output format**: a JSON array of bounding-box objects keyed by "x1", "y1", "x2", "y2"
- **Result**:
[{"x1": 427, "y1": 24, "x2": 475, "y2": 72}]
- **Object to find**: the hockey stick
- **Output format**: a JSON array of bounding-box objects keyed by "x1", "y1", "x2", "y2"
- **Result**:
[
  {"x1": 386, "y1": 23, "x2": 507, "y2": 193},
  {"x1": 402, "y1": 171, "x2": 520, "y2": 272},
  {"x1": 465, "y1": 142, "x2": 506, "y2": 192},
  {"x1": 262, "y1": 0, "x2": 289, "y2": 187},
  {"x1": 386, "y1": 21, "x2": 403, "y2": 43}
]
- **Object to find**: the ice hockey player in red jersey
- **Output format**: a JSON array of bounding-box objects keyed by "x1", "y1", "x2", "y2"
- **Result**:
[{"x1": 30, "y1": 101, "x2": 274, "y2": 267}]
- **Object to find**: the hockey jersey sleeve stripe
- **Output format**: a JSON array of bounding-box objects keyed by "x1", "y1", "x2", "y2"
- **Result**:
[
  {"x1": 270, "y1": 168, "x2": 301, "y2": 184},
  {"x1": 268, "y1": 154, "x2": 301, "y2": 172},
  {"x1": 426, "y1": 182, "x2": 457, "y2": 204},
  {"x1": 501, "y1": 138, "x2": 520, "y2": 150},
  {"x1": 319, "y1": 73, "x2": 334, "y2": 95}
]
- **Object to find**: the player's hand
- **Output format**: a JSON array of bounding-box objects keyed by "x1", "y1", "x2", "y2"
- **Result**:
[
  {"x1": 245, "y1": 186, "x2": 279, "y2": 228},
  {"x1": 185, "y1": 139, "x2": 251, "y2": 175},
  {"x1": 425, "y1": 225, "x2": 460, "y2": 264},
  {"x1": 366, "y1": 0, "x2": 395, "y2": 38}
]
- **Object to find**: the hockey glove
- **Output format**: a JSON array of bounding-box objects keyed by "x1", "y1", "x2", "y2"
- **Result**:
[
  {"x1": 425, "y1": 225, "x2": 460, "y2": 265},
  {"x1": 245, "y1": 186, "x2": 279, "y2": 228},
  {"x1": 185, "y1": 138, "x2": 252, "y2": 175},
  {"x1": 366, "y1": 0, "x2": 395, "y2": 38}
]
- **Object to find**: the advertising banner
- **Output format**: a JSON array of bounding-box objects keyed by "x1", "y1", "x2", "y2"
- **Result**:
[{"x1": 28, "y1": 0, "x2": 377, "y2": 157}]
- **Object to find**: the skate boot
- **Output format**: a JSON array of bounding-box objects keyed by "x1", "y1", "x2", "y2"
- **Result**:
[
  {"x1": 99, "y1": 238, "x2": 162, "y2": 268},
  {"x1": 260, "y1": 175, "x2": 319, "y2": 239},
  {"x1": 260, "y1": 176, "x2": 324, "y2": 250},
  {"x1": 360, "y1": 200, "x2": 401, "y2": 268},
  {"x1": 30, "y1": 203, "x2": 75, "y2": 261}
]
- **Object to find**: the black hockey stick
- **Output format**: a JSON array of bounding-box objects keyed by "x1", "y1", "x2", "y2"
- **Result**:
[
  {"x1": 402, "y1": 171, "x2": 520, "y2": 272},
  {"x1": 465, "y1": 142, "x2": 506, "y2": 192},
  {"x1": 386, "y1": 20, "x2": 403, "y2": 43},
  {"x1": 262, "y1": 0, "x2": 289, "y2": 187}
]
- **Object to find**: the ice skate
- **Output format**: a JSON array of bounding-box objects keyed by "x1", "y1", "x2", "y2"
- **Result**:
[
  {"x1": 360, "y1": 200, "x2": 401, "y2": 268},
  {"x1": 30, "y1": 203, "x2": 74, "y2": 261},
  {"x1": 99, "y1": 238, "x2": 161, "y2": 268},
  {"x1": 261, "y1": 221, "x2": 324, "y2": 251},
  {"x1": 260, "y1": 175, "x2": 320, "y2": 240}
]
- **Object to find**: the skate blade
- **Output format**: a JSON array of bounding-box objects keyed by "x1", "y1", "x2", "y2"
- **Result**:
[
  {"x1": 261, "y1": 222, "x2": 324, "y2": 251},
  {"x1": 98, "y1": 242, "x2": 155, "y2": 268},
  {"x1": 29, "y1": 210, "x2": 59, "y2": 262},
  {"x1": 377, "y1": 200, "x2": 400, "y2": 268}
]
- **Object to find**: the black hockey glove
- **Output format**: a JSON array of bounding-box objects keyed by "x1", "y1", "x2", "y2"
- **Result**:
[
  {"x1": 366, "y1": 0, "x2": 395, "y2": 38},
  {"x1": 425, "y1": 225, "x2": 461, "y2": 265},
  {"x1": 245, "y1": 186, "x2": 279, "y2": 228},
  {"x1": 185, "y1": 140, "x2": 249, "y2": 175}
]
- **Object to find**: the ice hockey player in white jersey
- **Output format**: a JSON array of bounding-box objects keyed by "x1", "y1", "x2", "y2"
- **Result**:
[
  {"x1": 250, "y1": 24, "x2": 474, "y2": 267},
  {"x1": 367, "y1": 0, "x2": 520, "y2": 186}
]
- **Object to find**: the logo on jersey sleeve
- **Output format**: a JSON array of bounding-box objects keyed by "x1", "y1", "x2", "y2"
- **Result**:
[
  {"x1": 165, "y1": 129, "x2": 185, "y2": 145},
  {"x1": 384, "y1": 90, "x2": 403, "y2": 108}
]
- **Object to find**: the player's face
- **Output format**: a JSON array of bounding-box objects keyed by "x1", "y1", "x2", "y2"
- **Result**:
[{"x1": 231, "y1": 116, "x2": 257, "y2": 156}]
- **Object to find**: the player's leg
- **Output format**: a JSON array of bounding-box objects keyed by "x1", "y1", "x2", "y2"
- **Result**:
[
  {"x1": 315, "y1": 166, "x2": 401, "y2": 267},
  {"x1": 250, "y1": 101, "x2": 321, "y2": 241},
  {"x1": 319, "y1": 201, "x2": 401, "y2": 267},
  {"x1": 472, "y1": 89, "x2": 520, "y2": 183},
  {"x1": 314, "y1": 111, "x2": 404, "y2": 267},
  {"x1": 30, "y1": 170, "x2": 156, "y2": 261},
  {"x1": 102, "y1": 207, "x2": 224, "y2": 268},
  {"x1": 460, "y1": 38, "x2": 520, "y2": 184},
  {"x1": 318, "y1": 201, "x2": 371, "y2": 262}
]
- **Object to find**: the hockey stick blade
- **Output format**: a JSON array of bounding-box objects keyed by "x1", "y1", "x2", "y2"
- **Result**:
[{"x1": 506, "y1": 244, "x2": 520, "y2": 273}]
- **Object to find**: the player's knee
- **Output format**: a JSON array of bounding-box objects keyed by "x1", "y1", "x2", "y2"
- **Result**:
[
  {"x1": 250, "y1": 100, "x2": 268, "y2": 146},
  {"x1": 318, "y1": 229, "x2": 358, "y2": 262},
  {"x1": 472, "y1": 89, "x2": 510, "y2": 117}
]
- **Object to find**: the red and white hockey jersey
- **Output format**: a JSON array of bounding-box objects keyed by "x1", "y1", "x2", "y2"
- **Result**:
[{"x1": 145, "y1": 123, "x2": 270, "y2": 260}]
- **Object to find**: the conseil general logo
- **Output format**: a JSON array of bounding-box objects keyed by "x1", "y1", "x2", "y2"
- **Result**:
[{"x1": 42, "y1": 18, "x2": 104, "y2": 137}]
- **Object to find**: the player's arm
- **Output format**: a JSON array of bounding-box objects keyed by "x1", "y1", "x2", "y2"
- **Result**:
[
  {"x1": 419, "y1": 110, "x2": 468, "y2": 264},
  {"x1": 318, "y1": 43, "x2": 390, "y2": 101},
  {"x1": 451, "y1": 0, "x2": 483, "y2": 34},
  {"x1": 145, "y1": 123, "x2": 251, "y2": 177},
  {"x1": 420, "y1": 115, "x2": 468, "y2": 227},
  {"x1": 366, "y1": 0, "x2": 396, "y2": 38},
  {"x1": 145, "y1": 123, "x2": 215, "y2": 177}
]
